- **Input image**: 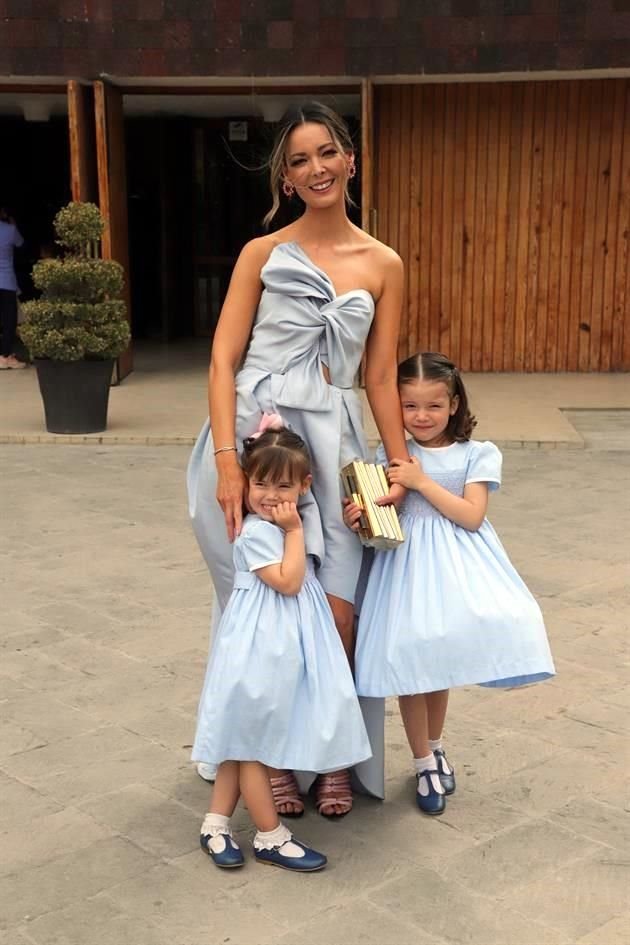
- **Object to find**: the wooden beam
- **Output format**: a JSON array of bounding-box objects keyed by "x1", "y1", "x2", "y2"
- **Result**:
[
  {"x1": 95, "y1": 80, "x2": 133, "y2": 381},
  {"x1": 67, "y1": 81, "x2": 97, "y2": 203},
  {"x1": 116, "y1": 83, "x2": 360, "y2": 96},
  {"x1": 361, "y1": 78, "x2": 374, "y2": 235}
]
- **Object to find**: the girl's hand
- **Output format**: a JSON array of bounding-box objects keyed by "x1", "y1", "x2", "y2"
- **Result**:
[
  {"x1": 215, "y1": 454, "x2": 247, "y2": 543},
  {"x1": 342, "y1": 496, "x2": 363, "y2": 532},
  {"x1": 271, "y1": 501, "x2": 303, "y2": 533},
  {"x1": 387, "y1": 457, "x2": 425, "y2": 491},
  {"x1": 375, "y1": 482, "x2": 406, "y2": 508}
]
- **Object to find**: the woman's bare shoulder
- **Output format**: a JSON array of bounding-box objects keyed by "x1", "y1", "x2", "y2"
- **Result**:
[
  {"x1": 237, "y1": 229, "x2": 299, "y2": 272},
  {"x1": 349, "y1": 228, "x2": 402, "y2": 270},
  {"x1": 351, "y1": 233, "x2": 403, "y2": 301},
  {"x1": 364, "y1": 234, "x2": 403, "y2": 271},
  {"x1": 237, "y1": 235, "x2": 277, "y2": 269}
]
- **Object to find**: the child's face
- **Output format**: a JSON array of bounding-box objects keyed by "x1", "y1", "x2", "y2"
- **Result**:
[
  {"x1": 247, "y1": 467, "x2": 311, "y2": 521},
  {"x1": 399, "y1": 378, "x2": 459, "y2": 447}
]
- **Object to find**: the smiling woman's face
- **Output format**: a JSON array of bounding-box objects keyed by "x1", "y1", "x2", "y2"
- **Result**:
[{"x1": 284, "y1": 121, "x2": 351, "y2": 210}]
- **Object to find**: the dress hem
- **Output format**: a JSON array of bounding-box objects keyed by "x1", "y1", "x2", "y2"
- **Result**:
[
  {"x1": 357, "y1": 668, "x2": 555, "y2": 697},
  {"x1": 191, "y1": 751, "x2": 373, "y2": 774}
]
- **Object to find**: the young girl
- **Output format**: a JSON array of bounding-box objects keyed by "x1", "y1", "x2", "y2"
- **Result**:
[
  {"x1": 193, "y1": 420, "x2": 372, "y2": 869},
  {"x1": 345, "y1": 352, "x2": 555, "y2": 815}
]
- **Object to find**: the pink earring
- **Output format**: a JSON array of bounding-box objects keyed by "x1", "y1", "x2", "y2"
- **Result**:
[
  {"x1": 282, "y1": 179, "x2": 295, "y2": 198},
  {"x1": 348, "y1": 158, "x2": 356, "y2": 180}
]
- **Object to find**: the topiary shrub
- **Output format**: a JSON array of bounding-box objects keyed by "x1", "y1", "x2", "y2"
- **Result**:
[{"x1": 19, "y1": 202, "x2": 131, "y2": 362}]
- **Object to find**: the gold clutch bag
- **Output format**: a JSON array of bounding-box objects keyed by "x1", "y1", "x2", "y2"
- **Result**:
[{"x1": 341, "y1": 460, "x2": 404, "y2": 550}]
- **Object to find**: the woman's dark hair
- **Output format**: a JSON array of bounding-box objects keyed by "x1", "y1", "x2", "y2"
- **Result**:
[
  {"x1": 263, "y1": 101, "x2": 355, "y2": 227},
  {"x1": 397, "y1": 352, "x2": 477, "y2": 442},
  {"x1": 242, "y1": 426, "x2": 311, "y2": 484}
]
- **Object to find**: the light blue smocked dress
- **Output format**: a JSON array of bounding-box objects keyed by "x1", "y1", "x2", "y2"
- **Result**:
[
  {"x1": 355, "y1": 439, "x2": 556, "y2": 696},
  {"x1": 192, "y1": 515, "x2": 372, "y2": 773},
  {"x1": 187, "y1": 241, "x2": 385, "y2": 796}
]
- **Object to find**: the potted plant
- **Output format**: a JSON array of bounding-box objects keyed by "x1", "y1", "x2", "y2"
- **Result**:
[{"x1": 19, "y1": 202, "x2": 130, "y2": 434}]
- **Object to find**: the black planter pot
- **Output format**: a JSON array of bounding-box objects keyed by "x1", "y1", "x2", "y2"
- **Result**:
[{"x1": 35, "y1": 358, "x2": 114, "y2": 434}]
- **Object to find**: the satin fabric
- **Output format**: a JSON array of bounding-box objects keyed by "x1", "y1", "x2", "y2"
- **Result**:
[{"x1": 187, "y1": 241, "x2": 385, "y2": 797}]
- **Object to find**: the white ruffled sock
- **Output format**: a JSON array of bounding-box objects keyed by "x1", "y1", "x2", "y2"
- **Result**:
[
  {"x1": 201, "y1": 812, "x2": 238, "y2": 854},
  {"x1": 253, "y1": 822, "x2": 305, "y2": 858},
  {"x1": 414, "y1": 753, "x2": 444, "y2": 795}
]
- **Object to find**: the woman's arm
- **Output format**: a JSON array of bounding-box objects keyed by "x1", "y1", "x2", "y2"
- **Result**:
[
  {"x1": 388, "y1": 458, "x2": 489, "y2": 531},
  {"x1": 364, "y1": 248, "x2": 409, "y2": 503},
  {"x1": 210, "y1": 238, "x2": 273, "y2": 541},
  {"x1": 255, "y1": 503, "x2": 306, "y2": 596}
]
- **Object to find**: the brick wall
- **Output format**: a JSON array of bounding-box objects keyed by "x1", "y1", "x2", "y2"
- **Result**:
[{"x1": 1, "y1": 1, "x2": 629, "y2": 79}]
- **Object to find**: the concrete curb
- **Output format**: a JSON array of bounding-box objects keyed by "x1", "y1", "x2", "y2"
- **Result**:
[{"x1": 0, "y1": 433, "x2": 586, "y2": 449}]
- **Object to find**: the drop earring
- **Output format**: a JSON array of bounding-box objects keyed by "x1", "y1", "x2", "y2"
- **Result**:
[
  {"x1": 348, "y1": 158, "x2": 356, "y2": 179},
  {"x1": 282, "y1": 179, "x2": 295, "y2": 198}
]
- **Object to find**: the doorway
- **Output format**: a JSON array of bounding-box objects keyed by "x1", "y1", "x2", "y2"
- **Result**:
[
  {"x1": 124, "y1": 100, "x2": 361, "y2": 347},
  {"x1": 0, "y1": 106, "x2": 71, "y2": 301},
  {"x1": 75, "y1": 86, "x2": 363, "y2": 376}
]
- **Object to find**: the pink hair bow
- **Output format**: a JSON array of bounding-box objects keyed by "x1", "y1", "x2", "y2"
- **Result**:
[{"x1": 250, "y1": 412, "x2": 285, "y2": 440}]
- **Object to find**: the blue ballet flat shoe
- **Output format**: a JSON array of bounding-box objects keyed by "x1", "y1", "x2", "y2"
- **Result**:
[
  {"x1": 200, "y1": 831, "x2": 245, "y2": 869},
  {"x1": 434, "y1": 749, "x2": 456, "y2": 795},
  {"x1": 254, "y1": 837, "x2": 327, "y2": 872},
  {"x1": 416, "y1": 770, "x2": 446, "y2": 815}
]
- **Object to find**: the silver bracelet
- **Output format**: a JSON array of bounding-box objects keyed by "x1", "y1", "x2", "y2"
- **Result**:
[{"x1": 213, "y1": 445, "x2": 238, "y2": 456}]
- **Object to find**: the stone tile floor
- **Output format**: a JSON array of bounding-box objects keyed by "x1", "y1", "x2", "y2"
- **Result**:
[{"x1": 1, "y1": 444, "x2": 629, "y2": 945}]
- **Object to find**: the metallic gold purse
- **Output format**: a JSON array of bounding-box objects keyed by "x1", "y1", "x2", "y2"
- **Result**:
[{"x1": 341, "y1": 460, "x2": 404, "y2": 550}]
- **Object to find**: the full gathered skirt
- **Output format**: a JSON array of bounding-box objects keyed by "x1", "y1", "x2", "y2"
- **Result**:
[{"x1": 355, "y1": 515, "x2": 555, "y2": 697}]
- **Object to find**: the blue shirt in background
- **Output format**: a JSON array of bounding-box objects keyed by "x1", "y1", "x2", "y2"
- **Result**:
[{"x1": 0, "y1": 221, "x2": 24, "y2": 292}]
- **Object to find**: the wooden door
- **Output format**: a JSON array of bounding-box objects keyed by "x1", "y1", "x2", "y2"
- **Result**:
[
  {"x1": 94, "y1": 80, "x2": 133, "y2": 381},
  {"x1": 375, "y1": 79, "x2": 630, "y2": 372},
  {"x1": 68, "y1": 81, "x2": 97, "y2": 203}
]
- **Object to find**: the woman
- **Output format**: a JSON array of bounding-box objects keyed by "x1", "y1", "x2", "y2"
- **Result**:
[
  {"x1": 188, "y1": 102, "x2": 409, "y2": 817},
  {"x1": 0, "y1": 206, "x2": 26, "y2": 370}
]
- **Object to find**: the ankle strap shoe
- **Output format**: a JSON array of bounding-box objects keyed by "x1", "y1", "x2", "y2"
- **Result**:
[
  {"x1": 416, "y1": 770, "x2": 446, "y2": 815},
  {"x1": 254, "y1": 837, "x2": 327, "y2": 872}
]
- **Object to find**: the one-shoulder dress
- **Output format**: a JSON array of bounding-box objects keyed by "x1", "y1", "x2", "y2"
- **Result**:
[{"x1": 187, "y1": 241, "x2": 384, "y2": 797}]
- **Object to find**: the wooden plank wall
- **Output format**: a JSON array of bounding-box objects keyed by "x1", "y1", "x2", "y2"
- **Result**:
[{"x1": 375, "y1": 80, "x2": 630, "y2": 372}]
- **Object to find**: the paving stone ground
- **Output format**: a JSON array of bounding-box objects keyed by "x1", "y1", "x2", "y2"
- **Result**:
[{"x1": 1, "y1": 444, "x2": 629, "y2": 945}]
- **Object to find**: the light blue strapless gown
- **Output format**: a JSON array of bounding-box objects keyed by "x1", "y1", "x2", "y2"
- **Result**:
[{"x1": 187, "y1": 241, "x2": 385, "y2": 797}]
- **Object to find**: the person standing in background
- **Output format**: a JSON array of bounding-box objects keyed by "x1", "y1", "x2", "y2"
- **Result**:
[{"x1": 0, "y1": 206, "x2": 27, "y2": 370}]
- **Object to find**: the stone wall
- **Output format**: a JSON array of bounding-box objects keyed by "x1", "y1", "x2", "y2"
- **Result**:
[{"x1": 1, "y1": 1, "x2": 629, "y2": 79}]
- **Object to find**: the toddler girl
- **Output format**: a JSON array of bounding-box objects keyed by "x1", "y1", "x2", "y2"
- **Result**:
[{"x1": 193, "y1": 420, "x2": 371, "y2": 868}]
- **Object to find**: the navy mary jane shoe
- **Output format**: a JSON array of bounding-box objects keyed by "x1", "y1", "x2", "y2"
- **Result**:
[
  {"x1": 434, "y1": 749, "x2": 456, "y2": 795},
  {"x1": 254, "y1": 837, "x2": 327, "y2": 872},
  {"x1": 200, "y1": 830, "x2": 245, "y2": 869},
  {"x1": 415, "y1": 770, "x2": 446, "y2": 815}
]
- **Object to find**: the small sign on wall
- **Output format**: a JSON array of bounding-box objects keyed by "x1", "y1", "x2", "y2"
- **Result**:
[{"x1": 228, "y1": 121, "x2": 248, "y2": 142}]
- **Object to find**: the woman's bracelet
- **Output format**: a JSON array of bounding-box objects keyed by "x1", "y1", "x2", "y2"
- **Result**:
[{"x1": 213, "y1": 445, "x2": 238, "y2": 456}]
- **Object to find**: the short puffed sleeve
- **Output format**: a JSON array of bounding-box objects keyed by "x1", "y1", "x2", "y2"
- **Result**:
[
  {"x1": 238, "y1": 520, "x2": 284, "y2": 572},
  {"x1": 465, "y1": 441, "x2": 502, "y2": 492}
]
